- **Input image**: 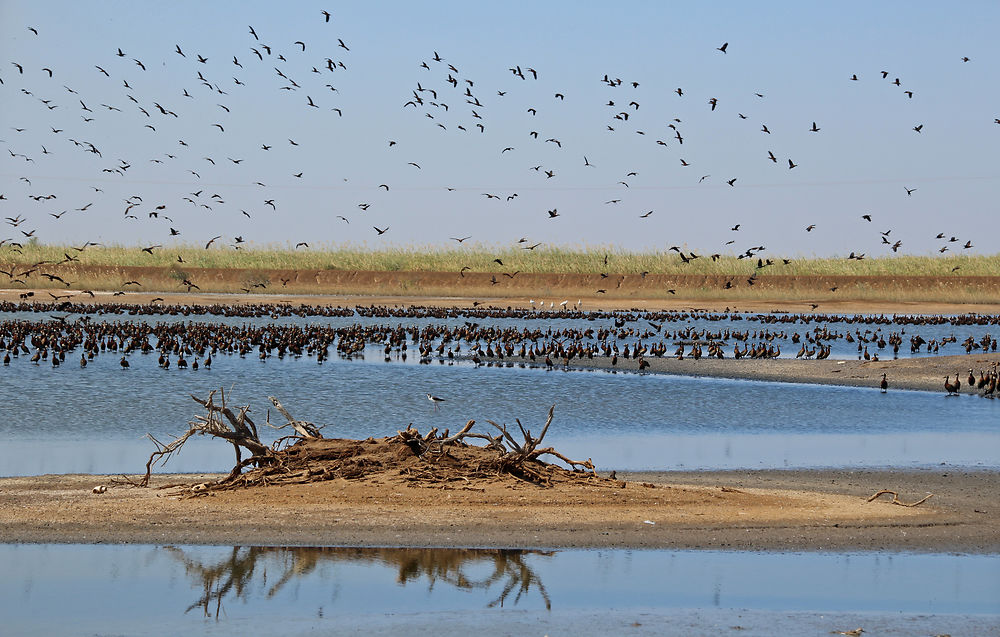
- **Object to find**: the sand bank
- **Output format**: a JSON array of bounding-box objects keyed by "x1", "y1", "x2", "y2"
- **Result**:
[{"x1": 1, "y1": 469, "x2": 995, "y2": 552}]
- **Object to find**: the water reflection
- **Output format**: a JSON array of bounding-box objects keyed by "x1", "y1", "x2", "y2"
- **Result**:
[
  {"x1": 1, "y1": 545, "x2": 997, "y2": 637},
  {"x1": 167, "y1": 546, "x2": 553, "y2": 618}
]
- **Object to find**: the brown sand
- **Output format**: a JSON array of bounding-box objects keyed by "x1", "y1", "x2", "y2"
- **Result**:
[{"x1": 1, "y1": 469, "x2": 995, "y2": 552}]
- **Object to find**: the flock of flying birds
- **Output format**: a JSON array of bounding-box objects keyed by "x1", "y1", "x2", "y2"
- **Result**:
[{"x1": 0, "y1": 9, "x2": 994, "y2": 289}]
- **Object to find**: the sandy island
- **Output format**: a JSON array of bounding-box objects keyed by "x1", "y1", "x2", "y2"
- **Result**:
[
  {"x1": 1, "y1": 469, "x2": 996, "y2": 553},
  {"x1": 2, "y1": 289, "x2": 998, "y2": 552}
]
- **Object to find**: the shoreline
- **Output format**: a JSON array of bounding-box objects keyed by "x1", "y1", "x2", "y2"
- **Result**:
[
  {"x1": 486, "y1": 351, "x2": 1000, "y2": 393},
  {"x1": 6, "y1": 287, "x2": 1000, "y2": 315},
  {"x1": 1, "y1": 468, "x2": 996, "y2": 553}
]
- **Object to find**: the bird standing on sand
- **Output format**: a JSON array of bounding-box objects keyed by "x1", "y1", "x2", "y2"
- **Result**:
[
  {"x1": 944, "y1": 375, "x2": 961, "y2": 395},
  {"x1": 426, "y1": 393, "x2": 445, "y2": 410},
  {"x1": 880, "y1": 373, "x2": 887, "y2": 393}
]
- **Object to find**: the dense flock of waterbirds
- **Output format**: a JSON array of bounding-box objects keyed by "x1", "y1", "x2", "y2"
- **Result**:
[
  {"x1": 3, "y1": 299, "x2": 1000, "y2": 396},
  {"x1": 1, "y1": 8, "x2": 994, "y2": 295}
]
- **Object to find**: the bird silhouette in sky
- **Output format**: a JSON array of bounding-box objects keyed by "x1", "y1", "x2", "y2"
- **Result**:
[{"x1": 0, "y1": 8, "x2": 990, "y2": 264}]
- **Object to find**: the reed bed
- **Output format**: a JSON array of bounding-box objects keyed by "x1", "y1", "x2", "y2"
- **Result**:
[
  {"x1": 4, "y1": 242, "x2": 1000, "y2": 277},
  {"x1": 3, "y1": 243, "x2": 1000, "y2": 305}
]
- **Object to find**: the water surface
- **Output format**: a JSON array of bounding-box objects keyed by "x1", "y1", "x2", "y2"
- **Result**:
[
  {"x1": 2, "y1": 545, "x2": 997, "y2": 637},
  {"x1": 2, "y1": 349, "x2": 998, "y2": 475}
]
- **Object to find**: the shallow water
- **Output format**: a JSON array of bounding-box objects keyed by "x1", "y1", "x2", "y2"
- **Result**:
[
  {"x1": 2, "y1": 344, "x2": 999, "y2": 475},
  {"x1": 2, "y1": 545, "x2": 997, "y2": 637}
]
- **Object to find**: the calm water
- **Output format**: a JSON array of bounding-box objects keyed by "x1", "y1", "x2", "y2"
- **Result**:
[
  {"x1": 2, "y1": 545, "x2": 997, "y2": 637},
  {"x1": 2, "y1": 340, "x2": 999, "y2": 475}
]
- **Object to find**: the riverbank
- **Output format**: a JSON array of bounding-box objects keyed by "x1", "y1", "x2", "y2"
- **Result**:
[
  {"x1": 1, "y1": 469, "x2": 995, "y2": 552},
  {"x1": 512, "y1": 351, "x2": 1000, "y2": 393},
  {"x1": 5, "y1": 286, "x2": 1000, "y2": 315}
]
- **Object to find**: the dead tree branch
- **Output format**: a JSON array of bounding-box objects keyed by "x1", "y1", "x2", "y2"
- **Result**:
[
  {"x1": 136, "y1": 396, "x2": 602, "y2": 492},
  {"x1": 866, "y1": 489, "x2": 934, "y2": 507},
  {"x1": 267, "y1": 396, "x2": 322, "y2": 438},
  {"x1": 135, "y1": 389, "x2": 287, "y2": 487}
]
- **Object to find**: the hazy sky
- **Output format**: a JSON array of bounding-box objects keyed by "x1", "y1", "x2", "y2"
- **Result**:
[{"x1": 1, "y1": 1, "x2": 997, "y2": 257}]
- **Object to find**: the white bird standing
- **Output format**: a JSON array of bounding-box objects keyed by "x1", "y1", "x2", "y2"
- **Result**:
[{"x1": 427, "y1": 393, "x2": 445, "y2": 410}]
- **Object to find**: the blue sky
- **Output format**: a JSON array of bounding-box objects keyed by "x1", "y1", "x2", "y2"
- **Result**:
[{"x1": 1, "y1": 1, "x2": 997, "y2": 257}]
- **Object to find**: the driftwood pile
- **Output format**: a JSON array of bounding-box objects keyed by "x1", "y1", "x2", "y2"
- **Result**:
[{"x1": 132, "y1": 389, "x2": 607, "y2": 493}]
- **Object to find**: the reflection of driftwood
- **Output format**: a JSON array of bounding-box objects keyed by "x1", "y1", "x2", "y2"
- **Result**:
[
  {"x1": 867, "y1": 489, "x2": 934, "y2": 507},
  {"x1": 135, "y1": 394, "x2": 605, "y2": 492},
  {"x1": 167, "y1": 546, "x2": 553, "y2": 618}
]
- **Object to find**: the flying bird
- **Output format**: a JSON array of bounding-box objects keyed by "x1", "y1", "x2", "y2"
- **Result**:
[{"x1": 717, "y1": 42, "x2": 728, "y2": 54}]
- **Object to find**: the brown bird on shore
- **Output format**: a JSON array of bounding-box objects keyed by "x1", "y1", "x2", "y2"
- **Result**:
[
  {"x1": 880, "y1": 373, "x2": 888, "y2": 393},
  {"x1": 944, "y1": 375, "x2": 961, "y2": 395}
]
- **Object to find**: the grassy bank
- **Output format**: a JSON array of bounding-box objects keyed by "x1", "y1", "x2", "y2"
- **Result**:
[
  {"x1": 3, "y1": 243, "x2": 999, "y2": 276},
  {"x1": 3, "y1": 243, "x2": 1000, "y2": 304}
]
